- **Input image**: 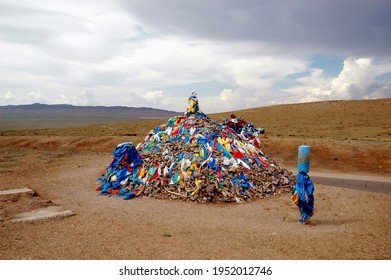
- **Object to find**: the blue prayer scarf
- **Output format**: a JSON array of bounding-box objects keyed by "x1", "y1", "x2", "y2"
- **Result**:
[{"x1": 292, "y1": 172, "x2": 314, "y2": 223}]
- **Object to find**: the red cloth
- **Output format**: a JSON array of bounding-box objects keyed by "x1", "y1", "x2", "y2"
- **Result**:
[{"x1": 232, "y1": 148, "x2": 245, "y2": 159}]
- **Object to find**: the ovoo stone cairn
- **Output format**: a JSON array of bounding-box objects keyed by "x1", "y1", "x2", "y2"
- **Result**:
[{"x1": 97, "y1": 92, "x2": 296, "y2": 203}]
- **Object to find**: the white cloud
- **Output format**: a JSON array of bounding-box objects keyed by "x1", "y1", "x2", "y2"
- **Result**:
[
  {"x1": 220, "y1": 89, "x2": 237, "y2": 102},
  {"x1": 54, "y1": 89, "x2": 96, "y2": 106},
  {"x1": 26, "y1": 91, "x2": 47, "y2": 103},
  {"x1": 363, "y1": 82, "x2": 391, "y2": 99},
  {"x1": 141, "y1": 91, "x2": 163, "y2": 106},
  {"x1": 0, "y1": 1, "x2": 390, "y2": 114},
  {"x1": 0, "y1": 91, "x2": 16, "y2": 102},
  {"x1": 331, "y1": 58, "x2": 373, "y2": 99},
  {"x1": 84, "y1": 36, "x2": 308, "y2": 112},
  {"x1": 0, "y1": 0, "x2": 139, "y2": 62},
  {"x1": 287, "y1": 57, "x2": 391, "y2": 102},
  {"x1": 245, "y1": 97, "x2": 259, "y2": 105}
]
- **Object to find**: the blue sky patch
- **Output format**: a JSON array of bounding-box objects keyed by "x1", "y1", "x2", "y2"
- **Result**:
[{"x1": 309, "y1": 54, "x2": 344, "y2": 77}]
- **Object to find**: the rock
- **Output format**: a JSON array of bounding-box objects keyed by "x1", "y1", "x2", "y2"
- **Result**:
[
  {"x1": 205, "y1": 186, "x2": 214, "y2": 193},
  {"x1": 97, "y1": 93, "x2": 296, "y2": 203}
]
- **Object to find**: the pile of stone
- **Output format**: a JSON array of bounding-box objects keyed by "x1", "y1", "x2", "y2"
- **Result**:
[{"x1": 97, "y1": 92, "x2": 296, "y2": 203}]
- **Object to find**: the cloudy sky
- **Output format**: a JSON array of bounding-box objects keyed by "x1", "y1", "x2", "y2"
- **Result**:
[{"x1": 1, "y1": 0, "x2": 390, "y2": 113}]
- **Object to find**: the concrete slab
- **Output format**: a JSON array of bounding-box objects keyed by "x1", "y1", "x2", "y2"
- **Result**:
[
  {"x1": 11, "y1": 206, "x2": 74, "y2": 222},
  {"x1": 0, "y1": 188, "x2": 35, "y2": 196}
]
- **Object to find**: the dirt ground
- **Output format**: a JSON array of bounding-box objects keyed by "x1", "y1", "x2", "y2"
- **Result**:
[
  {"x1": 0, "y1": 147, "x2": 390, "y2": 260},
  {"x1": 1, "y1": 99, "x2": 390, "y2": 259}
]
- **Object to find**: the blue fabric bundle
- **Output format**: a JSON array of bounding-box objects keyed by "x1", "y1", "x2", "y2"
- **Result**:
[
  {"x1": 291, "y1": 172, "x2": 314, "y2": 223},
  {"x1": 98, "y1": 142, "x2": 143, "y2": 199}
]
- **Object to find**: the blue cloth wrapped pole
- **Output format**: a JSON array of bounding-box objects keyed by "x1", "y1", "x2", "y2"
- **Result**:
[{"x1": 291, "y1": 172, "x2": 314, "y2": 223}]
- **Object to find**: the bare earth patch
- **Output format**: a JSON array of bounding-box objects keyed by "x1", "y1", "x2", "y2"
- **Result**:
[
  {"x1": 0, "y1": 99, "x2": 390, "y2": 259},
  {"x1": 0, "y1": 150, "x2": 390, "y2": 260}
]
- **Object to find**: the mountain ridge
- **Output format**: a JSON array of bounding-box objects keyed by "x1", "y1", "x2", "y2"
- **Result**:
[{"x1": 0, "y1": 103, "x2": 181, "y2": 119}]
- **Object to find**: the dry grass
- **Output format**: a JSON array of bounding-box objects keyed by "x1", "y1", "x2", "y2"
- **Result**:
[
  {"x1": 2, "y1": 98, "x2": 390, "y2": 140},
  {"x1": 211, "y1": 98, "x2": 391, "y2": 140},
  {"x1": 0, "y1": 98, "x2": 390, "y2": 260},
  {"x1": 1, "y1": 98, "x2": 390, "y2": 175}
]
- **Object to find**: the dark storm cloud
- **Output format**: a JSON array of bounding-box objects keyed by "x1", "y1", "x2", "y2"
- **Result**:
[{"x1": 118, "y1": 0, "x2": 391, "y2": 56}]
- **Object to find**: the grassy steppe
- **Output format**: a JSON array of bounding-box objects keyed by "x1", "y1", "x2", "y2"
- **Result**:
[
  {"x1": 0, "y1": 98, "x2": 390, "y2": 175},
  {"x1": 1, "y1": 99, "x2": 390, "y2": 261}
]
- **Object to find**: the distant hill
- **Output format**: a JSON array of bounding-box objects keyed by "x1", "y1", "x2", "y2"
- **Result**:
[
  {"x1": 0, "y1": 103, "x2": 181, "y2": 130},
  {"x1": 0, "y1": 103, "x2": 180, "y2": 119}
]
